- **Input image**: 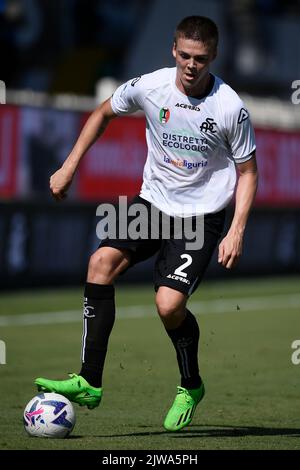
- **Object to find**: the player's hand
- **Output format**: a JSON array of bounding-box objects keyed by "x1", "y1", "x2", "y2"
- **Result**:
[
  {"x1": 50, "y1": 167, "x2": 73, "y2": 201},
  {"x1": 218, "y1": 230, "x2": 243, "y2": 269}
]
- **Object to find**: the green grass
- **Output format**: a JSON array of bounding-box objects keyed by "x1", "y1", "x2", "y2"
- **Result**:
[{"x1": 0, "y1": 277, "x2": 300, "y2": 450}]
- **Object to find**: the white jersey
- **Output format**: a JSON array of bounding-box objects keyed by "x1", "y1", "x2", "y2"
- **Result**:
[{"x1": 111, "y1": 67, "x2": 256, "y2": 217}]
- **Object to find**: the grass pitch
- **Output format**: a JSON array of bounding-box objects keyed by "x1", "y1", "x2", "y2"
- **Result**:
[{"x1": 0, "y1": 276, "x2": 299, "y2": 450}]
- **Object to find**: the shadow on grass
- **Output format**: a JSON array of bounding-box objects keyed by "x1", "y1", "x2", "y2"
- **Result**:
[
  {"x1": 171, "y1": 424, "x2": 300, "y2": 438},
  {"x1": 94, "y1": 424, "x2": 300, "y2": 439}
]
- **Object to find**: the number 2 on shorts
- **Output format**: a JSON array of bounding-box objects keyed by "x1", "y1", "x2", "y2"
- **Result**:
[{"x1": 174, "y1": 254, "x2": 192, "y2": 278}]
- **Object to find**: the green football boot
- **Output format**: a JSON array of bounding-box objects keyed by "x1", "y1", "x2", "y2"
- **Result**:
[
  {"x1": 163, "y1": 383, "x2": 205, "y2": 431},
  {"x1": 34, "y1": 373, "x2": 102, "y2": 409}
]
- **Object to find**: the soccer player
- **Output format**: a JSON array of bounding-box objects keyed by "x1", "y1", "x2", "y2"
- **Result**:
[{"x1": 35, "y1": 16, "x2": 258, "y2": 431}]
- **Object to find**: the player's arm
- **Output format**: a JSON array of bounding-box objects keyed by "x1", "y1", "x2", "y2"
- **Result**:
[
  {"x1": 218, "y1": 153, "x2": 258, "y2": 269},
  {"x1": 50, "y1": 98, "x2": 117, "y2": 200}
]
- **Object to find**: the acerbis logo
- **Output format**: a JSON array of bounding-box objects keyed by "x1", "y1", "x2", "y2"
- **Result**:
[
  {"x1": 131, "y1": 76, "x2": 141, "y2": 87},
  {"x1": 159, "y1": 107, "x2": 170, "y2": 123},
  {"x1": 200, "y1": 117, "x2": 217, "y2": 133},
  {"x1": 167, "y1": 273, "x2": 191, "y2": 285},
  {"x1": 238, "y1": 108, "x2": 249, "y2": 124},
  {"x1": 175, "y1": 103, "x2": 200, "y2": 112}
]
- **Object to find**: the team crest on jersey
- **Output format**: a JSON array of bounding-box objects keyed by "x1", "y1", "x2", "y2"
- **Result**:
[
  {"x1": 159, "y1": 107, "x2": 170, "y2": 123},
  {"x1": 199, "y1": 117, "x2": 217, "y2": 133}
]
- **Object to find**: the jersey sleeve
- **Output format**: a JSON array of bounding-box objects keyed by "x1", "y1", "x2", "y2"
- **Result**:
[
  {"x1": 110, "y1": 76, "x2": 144, "y2": 115},
  {"x1": 225, "y1": 101, "x2": 256, "y2": 163}
]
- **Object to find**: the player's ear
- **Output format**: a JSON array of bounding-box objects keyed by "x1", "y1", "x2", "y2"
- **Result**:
[{"x1": 172, "y1": 41, "x2": 177, "y2": 59}]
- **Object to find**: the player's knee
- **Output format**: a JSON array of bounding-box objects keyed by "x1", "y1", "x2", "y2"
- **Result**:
[
  {"x1": 155, "y1": 290, "x2": 186, "y2": 319},
  {"x1": 88, "y1": 248, "x2": 127, "y2": 284},
  {"x1": 88, "y1": 250, "x2": 113, "y2": 282}
]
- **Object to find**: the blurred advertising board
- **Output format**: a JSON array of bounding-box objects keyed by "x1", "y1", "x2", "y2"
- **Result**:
[
  {"x1": 0, "y1": 104, "x2": 300, "y2": 206},
  {"x1": 0, "y1": 202, "x2": 299, "y2": 288},
  {"x1": 77, "y1": 114, "x2": 146, "y2": 201},
  {"x1": 255, "y1": 128, "x2": 300, "y2": 207},
  {"x1": 18, "y1": 107, "x2": 80, "y2": 199},
  {"x1": 0, "y1": 105, "x2": 19, "y2": 197}
]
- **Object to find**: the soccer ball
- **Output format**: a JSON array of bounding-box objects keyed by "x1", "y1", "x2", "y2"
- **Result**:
[{"x1": 23, "y1": 392, "x2": 76, "y2": 438}]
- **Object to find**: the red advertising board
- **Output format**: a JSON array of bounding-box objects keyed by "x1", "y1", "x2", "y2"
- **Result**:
[
  {"x1": 255, "y1": 128, "x2": 300, "y2": 206},
  {"x1": 77, "y1": 115, "x2": 147, "y2": 201},
  {"x1": 0, "y1": 105, "x2": 19, "y2": 198},
  {"x1": 1, "y1": 104, "x2": 300, "y2": 207}
]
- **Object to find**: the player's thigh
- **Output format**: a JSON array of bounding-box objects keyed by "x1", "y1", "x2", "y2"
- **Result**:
[
  {"x1": 99, "y1": 194, "x2": 161, "y2": 267},
  {"x1": 154, "y1": 211, "x2": 225, "y2": 295}
]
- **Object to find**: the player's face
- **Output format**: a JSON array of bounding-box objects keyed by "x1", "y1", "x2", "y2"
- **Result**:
[{"x1": 173, "y1": 37, "x2": 216, "y2": 96}]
